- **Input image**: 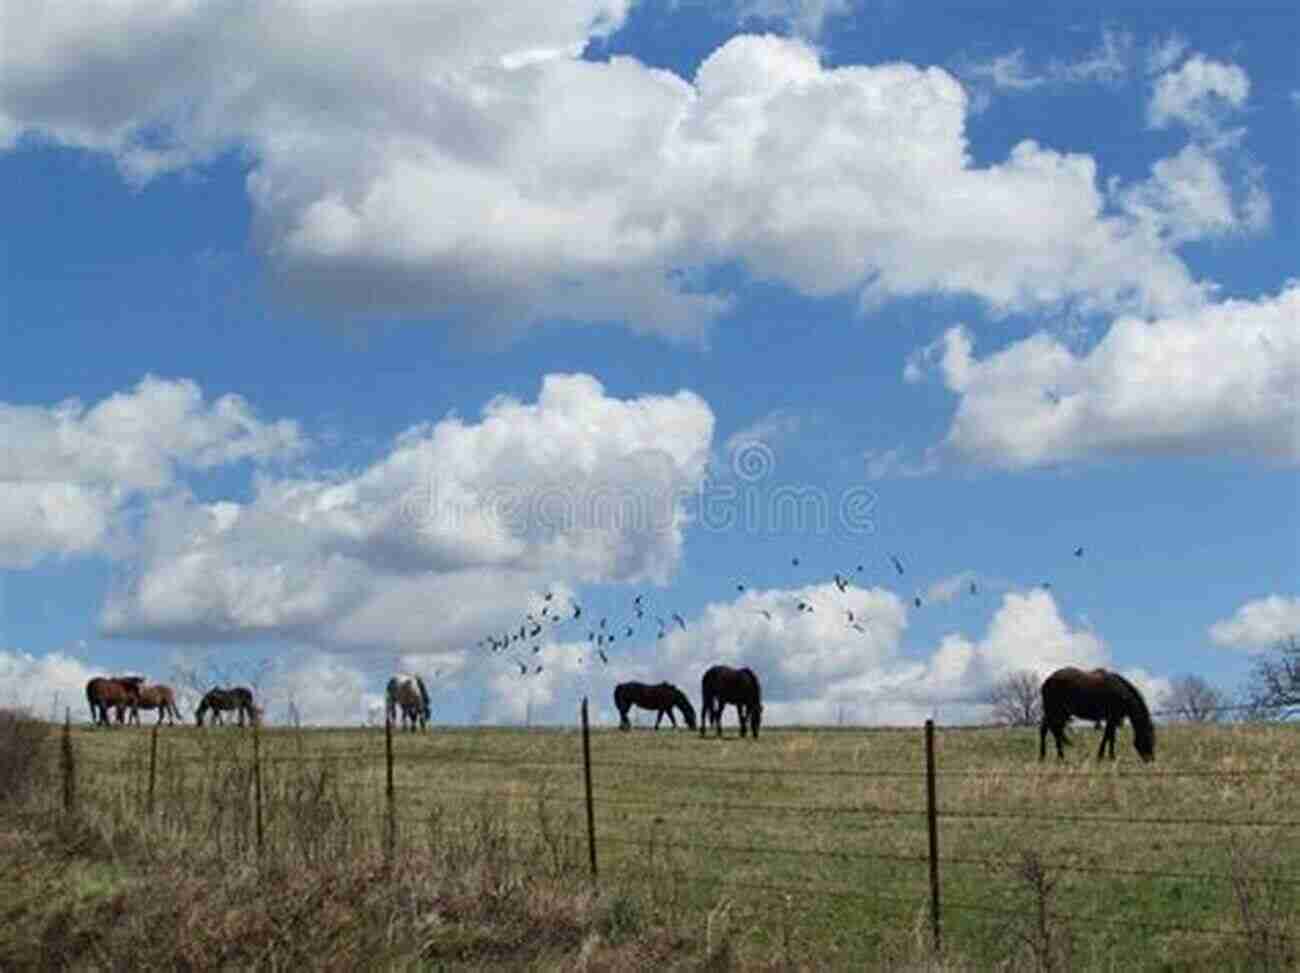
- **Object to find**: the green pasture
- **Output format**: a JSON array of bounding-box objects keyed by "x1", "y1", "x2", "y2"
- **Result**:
[{"x1": 57, "y1": 719, "x2": 1300, "y2": 969}]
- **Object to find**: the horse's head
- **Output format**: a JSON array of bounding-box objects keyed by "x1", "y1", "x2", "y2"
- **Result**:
[
  {"x1": 674, "y1": 690, "x2": 697, "y2": 730},
  {"x1": 1133, "y1": 722, "x2": 1156, "y2": 762}
]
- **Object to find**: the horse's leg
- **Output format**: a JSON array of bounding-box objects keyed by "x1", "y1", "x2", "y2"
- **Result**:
[
  {"x1": 1039, "y1": 719, "x2": 1048, "y2": 761},
  {"x1": 654, "y1": 709, "x2": 663, "y2": 730},
  {"x1": 1097, "y1": 721, "x2": 1111, "y2": 760},
  {"x1": 666, "y1": 709, "x2": 677, "y2": 728}
]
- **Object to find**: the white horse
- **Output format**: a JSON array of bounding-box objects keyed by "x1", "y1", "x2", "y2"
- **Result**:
[{"x1": 385, "y1": 673, "x2": 431, "y2": 731}]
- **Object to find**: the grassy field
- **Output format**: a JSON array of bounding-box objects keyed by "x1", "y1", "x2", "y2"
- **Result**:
[{"x1": 5, "y1": 716, "x2": 1299, "y2": 970}]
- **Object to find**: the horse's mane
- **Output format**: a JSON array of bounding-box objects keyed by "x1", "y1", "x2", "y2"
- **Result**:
[{"x1": 1107, "y1": 671, "x2": 1155, "y2": 755}]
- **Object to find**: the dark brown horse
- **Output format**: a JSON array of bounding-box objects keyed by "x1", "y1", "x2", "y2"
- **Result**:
[
  {"x1": 121, "y1": 684, "x2": 183, "y2": 726},
  {"x1": 86, "y1": 676, "x2": 143, "y2": 727},
  {"x1": 195, "y1": 686, "x2": 258, "y2": 727},
  {"x1": 613, "y1": 681, "x2": 696, "y2": 730},
  {"x1": 700, "y1": 665, "x2": 763, "y2": 739},
  {"x1": 1040, "y1": 667, "x2": 1155, "y2": 762}
]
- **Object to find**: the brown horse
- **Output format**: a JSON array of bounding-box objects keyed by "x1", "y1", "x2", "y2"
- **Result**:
[
  {"x1": 86, "y1": 676, "x2": 143, "y2": 727},
  {"x1": 1040, "y1": 667, "x2": 1155, "y2": 762},
  {"x1": 700, "y1": 665, "x2": 763, "y2": 739},
  {"x1": 120, "y1": 684, "x2": 183, "y2": 726},
  {"x1": 613, "y1": 681, "x2": 696, "y2": 730},
  {"x1": 195, "y1": 686, "x2": 258, "y2": 727}
]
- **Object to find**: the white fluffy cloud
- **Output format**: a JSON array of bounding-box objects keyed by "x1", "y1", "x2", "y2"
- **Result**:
[
  {"x1": 915, "y1": 284, "x2": 1300, "y2": 470},
  {"x1": 2, "y1": 10, "x2": 1209, "y2": 338},
  {"x1": 0, "y1": 377, "x2": 305, "y2": 567},
  {"x1": 1148, "y1": 54, "x2": 1250, "y2": 131},
  {"x1": 1118, "y1": 142, "x2": 1269, "y2": 243},
  {"x1": 0, "y1": 648, "x2": 100, "y2": 718},
  {"x1": 1210, "y1": 595, "x2": 1300, "y2": 651},
  {"x1": 100, "y1": 374, "x2": 715, "y2": 656}
]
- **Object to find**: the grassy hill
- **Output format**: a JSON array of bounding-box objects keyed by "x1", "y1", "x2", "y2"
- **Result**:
[{"x1": 3, "y1": 713, "x2": 1297, "y2": 970}]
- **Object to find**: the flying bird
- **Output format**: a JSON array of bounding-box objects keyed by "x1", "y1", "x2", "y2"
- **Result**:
[
  {"x1": 791, "y1": 556, "x2": 800, "y2": 567},
  {"x1": 1074, "y1": 547, "x2": 1084, "y2": 557},
  {"x1": 913, "y1": 595, "x2": 923, "y2": 608},
  {"x1": 969, "y1": 581, "x2": 978, "y2": 595},
  {"x1": 834, "y1": 573, "x2": 848, "y2": 592},
  {"x1": 736, "y1": 583, "x2": 746, "y2": 592},
  {"x1": 598, "y1": 650, "x2": 608, "y2": 665},
  {"x1": 890, "y1": 554, "x2": 905, "y2": 576},
  {"x1": 573, "y1": 604, "x2": 582, "y2": 619},
  {"x1": 672, "y1": 612, "x2": 686, "y2": 630},
  {"x1": 544, "y1": 591, "x2": 553, "y2": 601},
  {"x1": 624, "y1": 625, "x2": 633, "y2": 637},
  {"x1": 754, "y1": 609, "x2": 773, "y2": 621}
]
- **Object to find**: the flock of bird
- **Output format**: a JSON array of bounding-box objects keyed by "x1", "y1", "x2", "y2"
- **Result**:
[{"x1": 463, "y1": 545, "x2": 1088, "y2": 682}]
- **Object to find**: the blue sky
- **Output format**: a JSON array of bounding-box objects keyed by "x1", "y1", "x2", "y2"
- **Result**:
[{"x1": 2, "y1": 0, "x2": 1296, "y2": 726}]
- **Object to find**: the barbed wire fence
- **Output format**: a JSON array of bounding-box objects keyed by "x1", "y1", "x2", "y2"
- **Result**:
[{"x1": 46, "y1": 695, "x2": 1300, "y2": 965}]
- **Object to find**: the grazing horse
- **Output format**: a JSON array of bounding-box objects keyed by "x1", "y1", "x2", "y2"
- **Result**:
[
  {"x1": 195, "y1": 686, "x2": 258, "y2": 727},
  {"x1": 121, "y1": 684, "x2": 183, "y2": 726},
  {"x1": 1040, "y1": 667, "x2": 1155, "y2": 762},
  {"x1": 386, "y1": 673, "x2": 431, "y2": 731},
  {"x1": 700, "y1": 665, "x2": 763, "y2": 739},
  {"x1": 613, "y1": 681, "x2": 696, "y2": 731},
  {"x1": 86, "y1": 676, "x2": 143, "y2": 727}
]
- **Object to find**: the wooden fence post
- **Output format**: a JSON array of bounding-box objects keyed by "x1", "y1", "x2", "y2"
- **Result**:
[
  {"x1": 253, "y1": 716, "x2": 264, "y2": 860},
  {"x1": 581, "y1": 696, "x2": 598, "y2": 881},
  {"x1": 148, "y1": 722, "x2": 158, "y2": 815},
  {"x1": 925, "y1": 718, "x2": 941, "y2": 954},
  {"x1": 61, "y1": 708, "x2": 75, "y2": 817},
  {"x1": 385, "y1": 712, "x2": 396, "y2": 868}
]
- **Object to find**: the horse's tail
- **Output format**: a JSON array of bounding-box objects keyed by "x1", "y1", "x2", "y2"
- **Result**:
[
  {"x1": 416, "y1": 675, "x2": 430, "y2": 711},
  {"x1": 1109, "y1": 672, "x2": 1155, "y2": 761}
]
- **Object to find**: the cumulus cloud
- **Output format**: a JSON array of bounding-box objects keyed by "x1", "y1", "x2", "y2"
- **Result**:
[
  {"x1": 0, "y1": 648, "x2": 100, "y2": 718},
  {"x1": 1117, "y1": 142, "x2": 1269, "y2": 243},
  {"x1": 1148, "y1": 54, "x2": 1250, "y2": 132},
  {"x1": 916, "y1": 284, "x2": 1300, "y2": 470},
  {"x1": 0, "y1": 377, "x2": 305, "y2": 567},
  {"x1": 1210, "y1": 595, "x2": 1300, "y2": 651},
  {"x1": 100, "y1": 374, "x2": 715, "y2": 658},
  {"x1": 2, "y1": 11, "x2": 1209, "y2": 338}
]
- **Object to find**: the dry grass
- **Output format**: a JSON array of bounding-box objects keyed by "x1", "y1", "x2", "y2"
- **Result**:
[{"x1": 2, "y1": 718, "x2": 1296, "y2": 970}]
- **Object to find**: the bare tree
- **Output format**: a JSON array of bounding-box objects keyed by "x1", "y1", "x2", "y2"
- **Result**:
[
  {"x1": 986, "y1": 670, "x2": 1043, "y2": 727},
  {"x1": 1242, "y1": 635, "x2": 1300, "y2": 720},
  {"x1": 1163, "y1": 674, "x2": 1226, "y2": 722}
]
